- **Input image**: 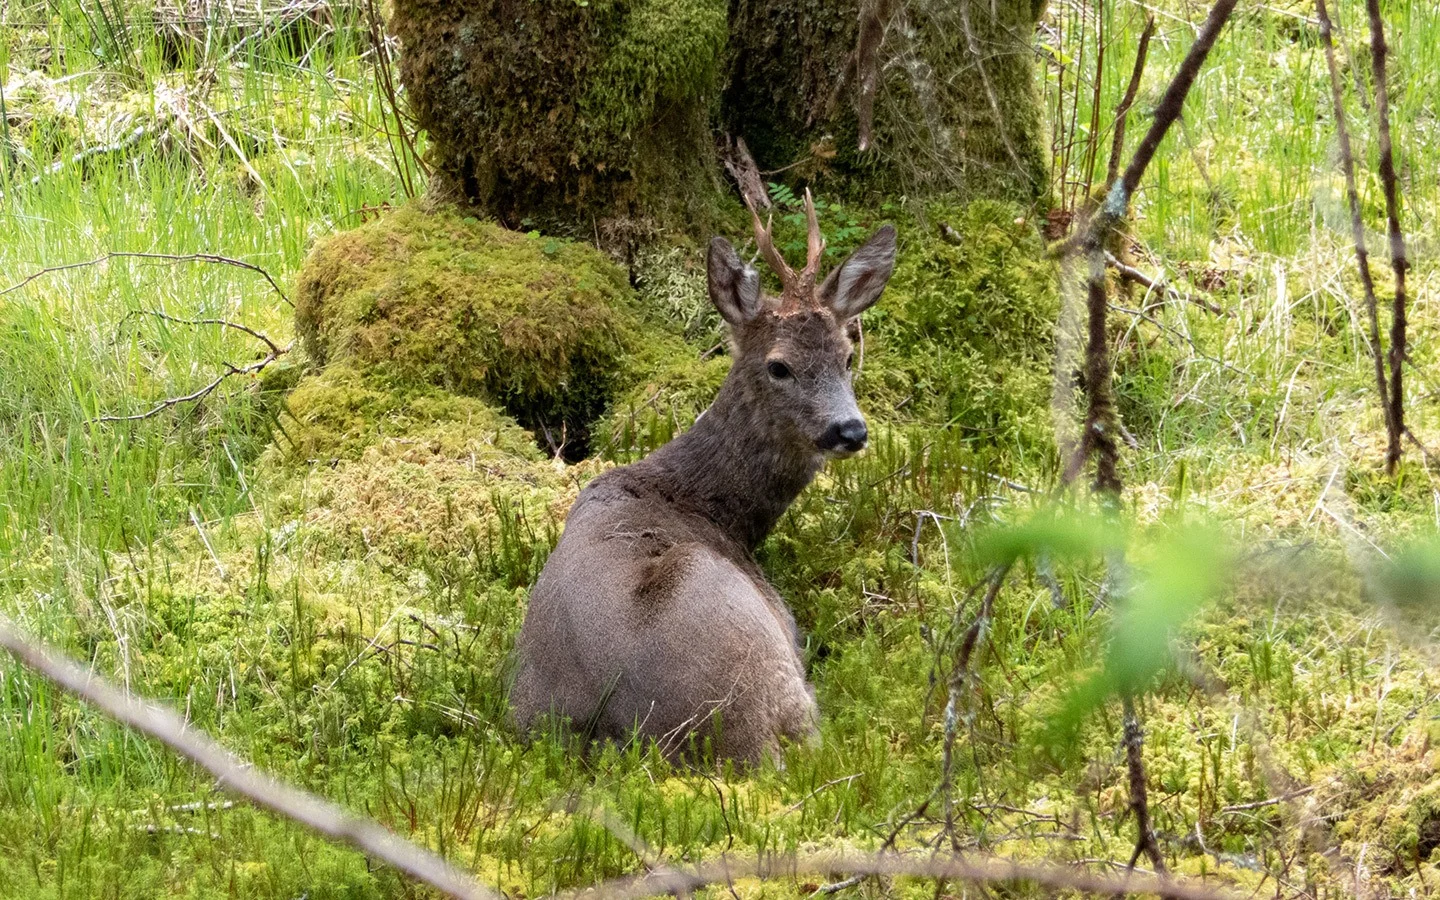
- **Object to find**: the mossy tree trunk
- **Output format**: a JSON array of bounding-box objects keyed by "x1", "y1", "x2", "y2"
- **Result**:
[{"x1": 389, "y1": 0, "x2": 1049, "y2": 236}]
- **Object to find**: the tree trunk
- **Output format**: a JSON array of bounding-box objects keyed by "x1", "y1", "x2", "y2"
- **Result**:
[{"x1": 389, "y1": 0, "x2": 1049, "y2": 234}]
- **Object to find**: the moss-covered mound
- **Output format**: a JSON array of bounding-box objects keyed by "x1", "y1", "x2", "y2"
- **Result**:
[
  {"x1": 390, "y1": 0, "x2": 727, "y2": 231},
  {"x1": 859, "y1": 200, "x2": 1058, "y2": 458},
  {"x1": 264, "y1": 365, "x2": 587, "y2": 566},
  {"x1": 295, "y1": 204, "x2": 663, "y2": 454}
]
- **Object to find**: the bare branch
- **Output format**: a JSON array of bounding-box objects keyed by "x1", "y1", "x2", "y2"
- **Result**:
[
  {"x1": 1106, "y1": 16, "x2": 1156, "y2": 189},
  {"x1": 1315, "y1": 0, "x2": 1391, "y2": 460},
  {"x1": 125, "y1": 309, "x2": 285, "y2": 356},
  {"x1": 0, "y1": 620, "x2": 498, "y2": 900},
  {"x1": 0, "y1": 251, "x2": 292, "y2": 307},
  {"x1": 96, "y1": 345, "x2": 291, "y2": 423},
  {"x1": 1365, "y1": 0, "x2": 1409, "y2": 475},
  {"x1": 1104, "y1": 251, "x2": 1224, "y2": 316},
  {"x1": 564, "y1": 848, "x2": 1253, "y2": 900}
]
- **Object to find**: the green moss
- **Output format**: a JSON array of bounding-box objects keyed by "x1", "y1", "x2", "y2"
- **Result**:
[
  {"x1": 859, "y1": 199, "x2": 1059, "y2": 458},
  {"x1": 268, "y1": 364, "x2": 543, "y2": 466},
  {"x1": 294, "y1": 203, "x2": 673, "y2": 453}
]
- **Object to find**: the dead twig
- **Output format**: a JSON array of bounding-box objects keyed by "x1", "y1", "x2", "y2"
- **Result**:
[
  {"x1": 1316, "y1": 0, "x2": 1393, "y2": 469},
  {"x1": 1105, "y1": 15, "x2": 1156, "y2": 189},
  {"x1": 0, "y1": 251, "x2": 292, "y2": 307},
  {"x1": 1104, "y1": 251, "x2": 1224, "y2": 316},
  {"x1": 0, "y1": 620, "x2": 498, "y2": 900},
  {"x1": 1364, "y1": 0, "x2": 1409, "y2": 475},
  {"x1": 97, "y1": 342, "x2": 291, "y2": 423}
]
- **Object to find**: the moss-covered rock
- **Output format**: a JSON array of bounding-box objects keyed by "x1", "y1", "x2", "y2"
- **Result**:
[
  {"x1": 390, "y1": 0, "x2": 728, "y2": 232},
  {"x1": 294, "y1": 203, "x2": 670, "y2": 454}
]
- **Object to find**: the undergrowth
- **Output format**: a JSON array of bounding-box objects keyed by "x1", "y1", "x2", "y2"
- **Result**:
[{"x1": 0, "y1": 1, "x2": 1439, "y2": 899}]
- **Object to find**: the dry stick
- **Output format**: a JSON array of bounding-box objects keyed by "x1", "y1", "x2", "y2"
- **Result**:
[
  {"x1": 1105, "y1": 15, "x2": 1156, "y2": 190},
  {"x1": 940, "y1": 564, "x2": 1014, "y2": 843},
  {"x1": 0, "y1": 251, "x2": 292, "y2": 307},
  {"x1": 1315, "y1": 0, "x2": 1392, "y2": 456},
  {"x1": 1365, "y1": 0, "x2": 1409, "y2": 476},
  {"x1": 0, "y1": 621, "x2": 499, "y2": 900},
  {"x1": 564, "y1": 848, "x2": 1252, "y2": 900},
  {"x1": 1104, "y1": 251, "x2": 1224, "y2": 316},
  {"x1": 124, "y1": 309, "x2": 284, "y2": 356},
  {"x1": 1121, "y1": 696, "x2": 1166, "y2": 874},
  {"x1": 97, "y1": 347, "x2": 291, "y2": 423}
]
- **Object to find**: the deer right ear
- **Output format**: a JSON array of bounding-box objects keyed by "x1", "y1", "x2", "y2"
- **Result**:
[{"x1": 707, "y1": 237, "x2": 763, "y2": 326}]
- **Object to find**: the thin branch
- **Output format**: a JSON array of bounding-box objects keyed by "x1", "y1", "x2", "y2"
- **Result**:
[
  {"x1": 0, "y1": 251, "x2": 292, "y2": 307},
  {"x1": 0, "y1": 620, "x2": 498, "y2": 900},
  {"x1": 1104, "y1": 251, "x2": 1224, "y2": 316},
  {"x1": 1105, "y1": 16, "x2": 1156, "y2": 189},
  {"x1": 97, "y1": 345, "x2": 291, "y2": 423},
  {"x1": 1315, "y1": 0, "x2": 1392, "y2": 459},
  {"x1": 1365, "y1": 0, "x2": 1409, "y2": 475},
  {"x1": 941, "y1": 564, "x2": 1013, "y2": 841},
  {"x1": 1122, "y1": 695, "x2": 1167, "y2": 875},
  {"x1": 564, "y1": 848, "x2": 1253, "y2": 900},
  {"x1": 125, "y1": 310, "x2": 284, "y2": 356}
]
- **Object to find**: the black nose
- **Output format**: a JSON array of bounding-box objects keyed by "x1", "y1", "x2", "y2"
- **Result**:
[{"x1": 819, "y1": 418, "x2": 868, "y2": 453}]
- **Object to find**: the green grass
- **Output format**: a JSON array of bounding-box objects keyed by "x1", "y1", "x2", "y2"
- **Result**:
[{"x1": 1, "y1": 0, "x2": 1440, "y2": 898}]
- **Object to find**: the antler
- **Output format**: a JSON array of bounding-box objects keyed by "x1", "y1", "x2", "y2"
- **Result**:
[
  {"x1": 743, "y1": 194, "x2": 798, "y2": 292},
  {"x1": 801, "y1": 188, "x2": 825, "y2": 284},
  {"x1": 737, "y1": 182, "x2": 827, "y2": 299}
]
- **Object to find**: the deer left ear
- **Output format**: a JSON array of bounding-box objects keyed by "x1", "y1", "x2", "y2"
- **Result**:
[{"x1": 819, "y1": 225, "x2": 897, "y2": 319}]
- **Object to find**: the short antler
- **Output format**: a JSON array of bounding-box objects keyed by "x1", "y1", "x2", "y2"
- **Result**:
[
  {"x1": 801, "y1": 188, "x2": 825, "y2": 284},
  {"x1": 745, "y1": 201, "x2": 798, "y2": 292}
]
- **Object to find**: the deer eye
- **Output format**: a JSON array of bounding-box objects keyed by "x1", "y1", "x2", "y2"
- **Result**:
[{"x1": 766, "y1": 360, "x2": 793, "y2": 380}]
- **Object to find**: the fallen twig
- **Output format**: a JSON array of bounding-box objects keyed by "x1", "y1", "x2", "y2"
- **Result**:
[
  {"x1": 1104, "y1": 251, "x2": 1224, "y2": 316},
  {"x1": 0, "y1": 620, "x2": 498, "y2": 900},
  {"x1": 0, "y1": 251, "x2": 292, "y2": 307},
  {"x1": 97, "y1": 343, "x2": 291, "y2": 423}
]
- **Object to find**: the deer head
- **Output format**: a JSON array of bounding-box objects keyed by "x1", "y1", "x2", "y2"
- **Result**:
[{"x1": 706, "y1": 191, "x2": 897, "y2": 459}]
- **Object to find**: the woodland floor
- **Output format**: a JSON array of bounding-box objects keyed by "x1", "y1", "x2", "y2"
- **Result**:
[{"x1": 1, "y1": 1, "x2": 1439, "y2": 898}]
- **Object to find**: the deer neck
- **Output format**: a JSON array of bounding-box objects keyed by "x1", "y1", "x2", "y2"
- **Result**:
[{"x1": 640, "y1": 375, "x2": 821, "y2": 552}]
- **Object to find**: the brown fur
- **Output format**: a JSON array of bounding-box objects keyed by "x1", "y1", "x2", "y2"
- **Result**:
[{"x1": 510, "y1": 222, "x2": 897, "y2": 764}]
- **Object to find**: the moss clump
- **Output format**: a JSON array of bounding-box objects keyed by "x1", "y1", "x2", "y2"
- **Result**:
[
  {"x1": 858, "y1": 200, "x2": 1058, "y2": 458},
  {"x1": 263, "y1": 365, "x2": 585, "y2": 565},
  {"x1": 295, "y1": 204, "x2": 661, "y2": 453},
  {"x1": 390, "y1": 0, "x2": 727, "y2": 232}
]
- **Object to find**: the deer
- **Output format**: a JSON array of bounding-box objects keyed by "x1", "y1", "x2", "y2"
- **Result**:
[{"x1": 510, "y1": 192, "x2": 896, "y2": 764}]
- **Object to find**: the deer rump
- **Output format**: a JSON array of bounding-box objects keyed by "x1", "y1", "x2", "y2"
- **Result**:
[{"x1": 509, "y1": 474, "x2": 818, "y2": 764}]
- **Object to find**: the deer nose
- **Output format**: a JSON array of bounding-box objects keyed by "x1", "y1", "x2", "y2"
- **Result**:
[{"x1": 819, "y1": 418, "x2": 868, "y2": 453}]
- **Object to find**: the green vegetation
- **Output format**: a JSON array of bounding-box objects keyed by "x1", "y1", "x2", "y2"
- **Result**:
[{"x1": 1, "y1": 1, "x2": 1439, "y2": 899}]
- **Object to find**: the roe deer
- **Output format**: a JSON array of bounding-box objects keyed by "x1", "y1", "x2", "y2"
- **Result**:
[{"x1": 511, "y1": 193, "x2": 896, "y2": 764}]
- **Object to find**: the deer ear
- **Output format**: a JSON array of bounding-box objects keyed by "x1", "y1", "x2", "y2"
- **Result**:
[
  {"x1": 820, "y1": 224, "x2": 896, "y2": 319},
  {"x1": 707, "y1": 237, "x2": 763, "y2": 326}
]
